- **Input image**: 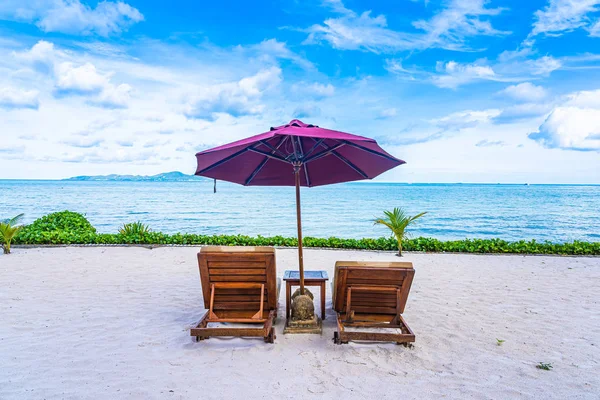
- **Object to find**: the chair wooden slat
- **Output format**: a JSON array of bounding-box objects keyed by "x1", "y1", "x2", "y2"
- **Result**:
[
  {"x1": 191, "y1": 246, "x2": 279, "y2": 343},
  {"x1": 332, "y1": 261, "x2": 416, "y2": 346}
]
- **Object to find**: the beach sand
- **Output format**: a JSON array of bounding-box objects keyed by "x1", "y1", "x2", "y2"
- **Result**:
[{"x1": 1, "y1": 247, "x2": 599, "y2": 399}]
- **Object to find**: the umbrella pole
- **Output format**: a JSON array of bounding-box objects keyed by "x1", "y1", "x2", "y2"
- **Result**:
[{"x1": 295, "y1": 168, "x2": 305, "y2": 294}]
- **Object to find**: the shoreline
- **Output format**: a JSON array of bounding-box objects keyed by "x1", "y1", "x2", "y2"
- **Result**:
[{"x1": 8, "y1": 243, "x2": 600, "y2": 257}]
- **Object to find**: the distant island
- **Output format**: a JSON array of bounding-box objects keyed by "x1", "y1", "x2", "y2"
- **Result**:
[{"x1": 63, "y1": 171, "x2": 207, "y2": 182}]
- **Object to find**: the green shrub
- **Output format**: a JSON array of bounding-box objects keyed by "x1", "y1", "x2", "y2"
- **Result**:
[
  {"x1": 119, "y1": 222, "x2": 151, "y2": 236},
  {"x1": 11, "y1": 211, "x2": 600, "y2": 255},
  {"x1": 22, "y1": 211, "x2": 95, "y2": 233},
  {"x1": 16, "y1": 211, "x2": 96, "y2": 244}
]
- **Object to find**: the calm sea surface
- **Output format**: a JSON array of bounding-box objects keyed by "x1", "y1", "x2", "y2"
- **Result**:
[{"x1": 1, "y1": 180, "x2": 599, "y2": 243}]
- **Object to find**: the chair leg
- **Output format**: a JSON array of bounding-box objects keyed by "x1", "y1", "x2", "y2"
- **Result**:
[
  {"x1": 333, "y1": 331, "x2": 342, "y2": 345},
  {"x1": 334, "y1": 313, "x2": 348, "y2": 344},
  {"x1": 264, "y1": 327, "x2": 276, "y2": 343}
]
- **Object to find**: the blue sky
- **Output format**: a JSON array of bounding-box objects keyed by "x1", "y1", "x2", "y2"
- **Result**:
[{"x1": 1, "y1": 0, "x2": 600, "y2": 182}]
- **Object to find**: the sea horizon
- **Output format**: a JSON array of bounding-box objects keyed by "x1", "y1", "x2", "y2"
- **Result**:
[
  {"x1": 2, "y1": 178, "x2": 599, "y2": 186},
  {"x1": 2, "y1": 179, "x2": 599, "y2": 243}
]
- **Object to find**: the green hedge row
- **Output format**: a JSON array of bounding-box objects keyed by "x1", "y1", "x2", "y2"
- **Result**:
[{"x1": 9, "y1": 211, "x2": 599, "y2": 255}]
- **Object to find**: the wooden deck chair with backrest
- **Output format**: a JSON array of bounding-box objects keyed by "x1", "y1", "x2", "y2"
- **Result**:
[
  {"x1": 190, "y1": 246, "x2": 279, "y2": 343},
  {"x1": 332, "y1": 261, "x2": 416, "y2": 345}
]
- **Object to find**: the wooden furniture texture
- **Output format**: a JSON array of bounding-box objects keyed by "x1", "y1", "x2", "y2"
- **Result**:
[
  {"x1": 332, "y1": 261, "x2": 415, "y2": 345},
  {"x1": 190, "y1": 246, "x2": 279, "y2": 343}
]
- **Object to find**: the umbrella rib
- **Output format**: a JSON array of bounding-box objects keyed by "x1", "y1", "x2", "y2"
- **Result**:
[
  {"x1": 248, "y1": 147, "x2": 291, "y2": 163},
  {"x1": 258, "y1": 140, "x2": 288, "y2": 159},
  {"x1": 297, "y1": 137, "x2": 311, "y2": 187},
  {"x1": 341, "y1": 140, "x2": 401, "y2": 163},
  {"x1": 196, "y1": 146, "x2": 250, "y2": 175},
  {"x1": 303, "y1": 142, "x2": 346, "y2": 163},
  {"x1": 303, "y1": 138, "x2": 324, "y2": 159},
  {"x1": 245, "y1": 137, "x2": 289, "y2": 186},
  {"x1": 330, "y1": 150, "x2": 369, "y2": 179},
  {"x1": 290, "y1": 135, "x2": 300, "y2": 162},
  {"x1": 310, "y1": 139, "x2": 368, "y2": 179}
]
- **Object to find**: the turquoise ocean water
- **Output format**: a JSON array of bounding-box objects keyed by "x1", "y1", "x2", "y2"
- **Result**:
[{"x1": 0, "y1": 180, "x2": 599, "y2": 243}]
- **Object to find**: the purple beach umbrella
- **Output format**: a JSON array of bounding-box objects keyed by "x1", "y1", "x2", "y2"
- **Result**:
[{"x1": 195, "y1": 119, "x2": 405, "y2": 292}]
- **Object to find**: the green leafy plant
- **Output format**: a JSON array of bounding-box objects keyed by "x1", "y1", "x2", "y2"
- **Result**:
[
  {"x1": 536, "y1": 362, "x2": 553, "y2": 371},
  {"x1": 374, "y1": 207, "x2": 427, "y2": 256},
  {"x1": 10, "y1": 211, "x2": 600, "y2": 255},
  {"x1": 20, "y1": 211, "x2": 95, "y2": 234},
  {"x1": 0, "y1": 214, "x2": 25, "y2": 254},
  {"x1": 16, "y1": 211, "x2": 96, "y2": 245},
  {"x1": 119, "y1": 222, "x2": 151, "y2": 236},
  {"x1": 496, "y1": 338, "x2": 505, "y2": 346}
]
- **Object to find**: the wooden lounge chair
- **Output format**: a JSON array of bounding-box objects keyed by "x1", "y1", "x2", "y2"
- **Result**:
[
  {"x1": 332, "y1": 261, "x2": 416, "y2": 345},
  {"x1": 190, "y1": 246, "x2": 279, "y2": 343}
]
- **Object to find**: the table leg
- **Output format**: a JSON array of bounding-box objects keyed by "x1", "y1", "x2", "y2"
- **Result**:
[
  {"x1": 321, "y1": 281, "x2": 326, "y2": 320},
  {"x1": 286, "y1": 282, "x2": 291, "y2": 320}
]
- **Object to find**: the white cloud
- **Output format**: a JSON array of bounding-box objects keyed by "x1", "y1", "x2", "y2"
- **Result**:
[
  {"x1": 476, "y1": 139, "x2": 507, "y2": 147},
  {"x1": 590, "y1": 19, "x2": 600, "y2": 35},
  {"x1": 308, "y1": 82, "x2": 335, "y2": 97},
  {"x1": 185, "y1": 67, "x2": 282, "y2": 120},
  {"x1": 433, "y1": 109, "x2": 502, "y2": 130},
  {"x1": 526, "y1": 55, "x2": 562, "y2": 75},
  {"x1": 499, "y1": 82, "x2": 547, "y2": 102},
  {"x1": 91, "y1": 83, "x2": 132, "y2": 109},
  {"x1": 412, "y1": 0, "x2": 510, "y2": 49},
  {"x1": 55, "y1": 62, "x2": 110, "y2": 93},
  {"x1": 428, "y1": 53, "x2": 562, "y2": 89},
  {"x1": 293, "y1": 104, "x2": 321, "y2": 119},
  {"x1": 53, "y1": 61, "x2": 132, "y2": 108},
  {"x1": 0, "y1": 87, "x2": 40, "y2": 109},
  {"x1": 61, "y1": 136, "x2": 105, "y2": 148},
  {"x1": 530, "y1": 0, "x2": 600, "y2": 37},
  {"x1": 378, "y1": 108, "x2": 397, "y2": 119},
  {"x1": 304, "y1": 11, "x2": 419, "y2": 53},
  {"x1": 384, "y1": 59, "x2": 420, "y2": 78},
  {"x1": 249, "y1": 39, "x2": 313, "y2": 70},
  {"x1": 321, "y1": 0, "x2": 354, "y2": 15},
  {"x1": 13, "y1": 41, "x2": 133, "y2": 108},
  {"x1": 292, "y1": 82, "x2": 335, "y2": 98},
  {"x1": 12, "y1": 40, "x2": 56, "y2": 67},
  {"x1": 382, "y1": 108, "x2": 502, "y2": 146},
  {"x1": 530, "y1": 107, "x2": 600, "y2": 151},
  {"x1": 303, "y1": 0, "x2": 508, "y2": 53},
  {"x1": 408, "y1": 0, "x2": 430, "y2": 5},
  {"x1": 432, "y1": 61, "x2": 497, "y2": 88},
  {"x1": 0, "y1": 0, "x2": 143, "y2": 36},
  {"x1": 0, "y1": 145, "x2": 26, "y2": 154},
  {"x1": 493, "y1": 102, "x2": 554, "y2": 123},
  {"x1": 564, "y1": 88, "x2": 600, "y2": 108},
  {"x1": 529, "y1": 89, "x2": 600, "y2": 151}
]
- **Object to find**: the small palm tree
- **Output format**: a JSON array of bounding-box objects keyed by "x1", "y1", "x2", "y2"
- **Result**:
[
  {"x1": 0, "y1": 213, "x2": 25, "y2": 254},
  {"x1": 374, "y1": 208, "x2": 427, "y2": 256}
]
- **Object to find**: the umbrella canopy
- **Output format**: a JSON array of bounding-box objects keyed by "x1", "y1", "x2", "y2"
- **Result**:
[
  {"x1": 195, "y1": 119, "x2": 405, "y2": 295},
  {"x1": 195, "y1": 119, "x2": 405, "y2": 186}
]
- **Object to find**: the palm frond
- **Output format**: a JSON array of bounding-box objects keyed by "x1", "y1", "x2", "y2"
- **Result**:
[
  {"x1": 8, "y1": 213, "x2": 25, "y2": 226},
  {"x1": 119, "y1": 221, "x2": 151, "y2": 235},
  {"x1": 0, "y1": 215, "x2": 25, "y2": 253},
  {"x1": 374, "y1": 207, "x2": 427, "y2": 256}
]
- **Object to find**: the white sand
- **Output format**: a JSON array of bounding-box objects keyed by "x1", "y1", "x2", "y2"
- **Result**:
[{"x1": 1, "y1": 247, "x2": 599, "y2": 399}]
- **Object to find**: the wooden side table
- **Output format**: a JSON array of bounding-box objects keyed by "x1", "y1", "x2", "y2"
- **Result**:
[{"x1": 283, "y1": 270, "x2": 329, "y2": 320}]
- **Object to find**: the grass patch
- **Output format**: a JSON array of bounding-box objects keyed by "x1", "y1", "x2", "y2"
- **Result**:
[{"x1": 536, "y1": 362, "x2": 553, "y2": 371}]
